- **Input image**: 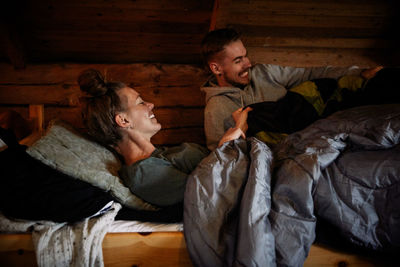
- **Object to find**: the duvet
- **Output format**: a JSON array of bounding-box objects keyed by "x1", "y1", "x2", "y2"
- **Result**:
[{"x1": 184, "y1": 104, "x2": 400, "y2": 266}]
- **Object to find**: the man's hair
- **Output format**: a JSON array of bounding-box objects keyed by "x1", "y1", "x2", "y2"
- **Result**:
[{"x1": 201, "y1": 28, "x2": 241, "y2": 70}]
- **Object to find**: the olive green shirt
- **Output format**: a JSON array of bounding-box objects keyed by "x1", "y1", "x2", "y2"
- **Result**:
[{"x1": 119, "y1": 143, "x2": 209, "y2": 207}]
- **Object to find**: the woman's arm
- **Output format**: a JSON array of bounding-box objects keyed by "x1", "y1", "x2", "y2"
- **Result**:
[{"x1": 217, "y1": 107, "x2": 252, "y2": 147}]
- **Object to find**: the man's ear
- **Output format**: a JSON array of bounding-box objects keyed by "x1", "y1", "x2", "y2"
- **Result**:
[
  {"x1": 115, "y1": 113, "x2": 129, "y2": 128},
  {"x1": 209, "y1": 62, "x2": 222, "y2": 76}
]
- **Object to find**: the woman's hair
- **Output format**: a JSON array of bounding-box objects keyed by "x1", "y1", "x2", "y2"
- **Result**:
[{"x1": 78, "y1": 69, "x2": 126, "y2": 147}]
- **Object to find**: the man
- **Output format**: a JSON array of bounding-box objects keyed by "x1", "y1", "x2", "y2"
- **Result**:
[{"x1": 201, "y1": 28, "x2": 380, "y2": 150}]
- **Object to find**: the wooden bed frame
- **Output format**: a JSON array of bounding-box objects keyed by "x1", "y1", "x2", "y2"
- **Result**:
[
  {"x1": 1, "y1": 232, "x2": 393, "y2": 267},
  {"x1": 0, "y1": 104, "x2": 395, "y2": 267}
]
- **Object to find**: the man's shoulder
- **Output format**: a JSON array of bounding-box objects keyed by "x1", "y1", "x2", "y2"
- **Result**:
[{"x1": 251, "y1": 63, "x2": 280, "y2": 71}]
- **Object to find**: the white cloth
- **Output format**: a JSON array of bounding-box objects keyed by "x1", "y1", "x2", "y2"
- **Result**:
[{"x1": 0, "y1": 202, "x2": 121, "y2": 267}]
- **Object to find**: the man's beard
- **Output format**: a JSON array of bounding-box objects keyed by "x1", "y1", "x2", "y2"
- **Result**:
[{"x1": 224, "y1": 69, "x2": 249, "y2": 89}]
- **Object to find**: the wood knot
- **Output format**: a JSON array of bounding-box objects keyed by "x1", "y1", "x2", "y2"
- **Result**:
[
  {"x1": 337, "y1": 261, "x2": 347, "y2": 267},
  {"x1": 138, "y1": 232, "x2": 152, "y2": 236}
]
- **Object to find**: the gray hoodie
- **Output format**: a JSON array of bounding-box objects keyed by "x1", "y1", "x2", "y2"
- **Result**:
[{"x1": 201, "y1": 64, "x2": 362, "y2": 150}]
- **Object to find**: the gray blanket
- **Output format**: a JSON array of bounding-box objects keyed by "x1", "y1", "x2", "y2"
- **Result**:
[{"x1": 184, "y1": 104, "x2": 400, "y2": 266}]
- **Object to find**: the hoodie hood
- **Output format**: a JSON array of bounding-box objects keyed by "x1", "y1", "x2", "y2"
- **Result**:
[{"x1": 201, "y1": 73, "x2": 251, "y2": 106}]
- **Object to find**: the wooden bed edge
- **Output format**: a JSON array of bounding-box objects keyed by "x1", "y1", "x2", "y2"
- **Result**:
[
  {"x1": 0, "y1": 232, "x2": 395, "y2": 267},
  {"x1": 19, "y1": 105, "x2": 44, "y2": 146}
]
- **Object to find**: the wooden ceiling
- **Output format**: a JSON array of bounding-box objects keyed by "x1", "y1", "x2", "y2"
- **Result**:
[{"x1": 1, "y1": 0, "x2": 399, "y2": 69}]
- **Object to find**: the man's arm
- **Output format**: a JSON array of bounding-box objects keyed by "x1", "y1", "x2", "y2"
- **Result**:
[
  {"x1": 204, "y1": 97, "x2": 239, "y2": 151},
  {"x1": 255, "y1": 64, "x2": 363, "y2": 90}
]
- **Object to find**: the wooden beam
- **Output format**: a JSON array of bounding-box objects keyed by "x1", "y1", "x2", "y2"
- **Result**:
[
  {"x1": 28, "y1": 104, "x2": 44, "y2": 134},
  {"x1": 209, "y1": 0, "x2": 219, "y2": 31},
  {"x1": 214, "y1": 0, "x2": 232, "y2": 29}
]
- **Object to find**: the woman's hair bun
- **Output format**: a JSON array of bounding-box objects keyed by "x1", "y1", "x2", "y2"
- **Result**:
[{"x1": 78, "y1": 69, "x2": 108, "y2": 97}]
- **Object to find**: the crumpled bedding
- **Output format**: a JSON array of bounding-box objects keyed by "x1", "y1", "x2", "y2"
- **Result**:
[
  {"x1": 184, "y1": 104, "x2": 400, "y2": 266},
  {"x1": 0, "y1": 203, "x2": 121, "y2": 267}
]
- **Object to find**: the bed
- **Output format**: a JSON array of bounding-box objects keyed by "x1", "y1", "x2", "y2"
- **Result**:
[{"x1": 0, "y1": 103, "x2": 399, "y2": 266}]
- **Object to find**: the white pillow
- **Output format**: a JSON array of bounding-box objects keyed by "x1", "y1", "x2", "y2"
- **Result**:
[{"x1": 27, "y1": 120, "x2": 157, "y2": 211}]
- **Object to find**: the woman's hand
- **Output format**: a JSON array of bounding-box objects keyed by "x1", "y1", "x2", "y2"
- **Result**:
[
  {"x1": 217, "y1": 107, "x2": 253, "y2": 148},
  {"x1": 232, "y1": 106, "x2": 253, "y2": 134},
  {"x1": 217, "y1": 127, "x2": 244, "y2": 148}
]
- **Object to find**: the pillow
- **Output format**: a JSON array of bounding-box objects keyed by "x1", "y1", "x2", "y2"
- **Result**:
[{"x1": 27, "y1": 120, "x2": 156, "y2": 211}]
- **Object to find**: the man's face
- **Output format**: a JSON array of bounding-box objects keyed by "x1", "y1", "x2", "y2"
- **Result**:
[{"x1": 215, "y1": 40, "x2": 252, "y2": 87}]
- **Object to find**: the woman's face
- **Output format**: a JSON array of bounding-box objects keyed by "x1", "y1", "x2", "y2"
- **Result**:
[{"x1": 117, "y1": 87, "x2": 161, "y2": 138}]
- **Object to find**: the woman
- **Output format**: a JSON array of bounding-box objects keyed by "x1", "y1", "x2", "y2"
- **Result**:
[{"x1": 78, "y1": 69, "x2": 251, "y2": 207}]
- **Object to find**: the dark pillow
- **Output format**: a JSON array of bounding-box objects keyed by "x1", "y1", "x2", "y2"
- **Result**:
[
  {"x1": 0, "y1": 127, "x2": 114, "y2": 223},
  {"x1": 0, "y1": 127, "x2": 183, "y2": 223}
]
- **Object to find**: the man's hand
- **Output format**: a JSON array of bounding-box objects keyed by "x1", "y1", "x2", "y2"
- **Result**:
[{"x1": 361, "y1": 66, "x2": 384, "y2": 80}]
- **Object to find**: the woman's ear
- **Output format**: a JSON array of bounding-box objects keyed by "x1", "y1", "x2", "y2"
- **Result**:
[{"x1": 115, "y1": 113, "x2": 129, "y2": 128}]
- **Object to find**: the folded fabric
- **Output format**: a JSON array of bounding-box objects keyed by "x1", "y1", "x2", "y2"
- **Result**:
[
  {"x1": 0, "y1": 127, "x2": 114, "y2": 223},
  {"x1": 26, "y1": 120, "x2": 156, "y2": 211}
]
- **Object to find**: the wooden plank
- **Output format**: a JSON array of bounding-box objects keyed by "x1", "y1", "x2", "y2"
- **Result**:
[
  {"x1": 229, "y1": 0, "x2": 392, "y2": 17},
  {"x1": 26, "y1": 0, "x2": 213, "y2": 11},
  {"x1": 0, "y1": 85, "x2": 80, "y2": 106},
  {"x1": 242, "y1": 36, "x2": 391, "y2": 49},
  {"x1": 230, "y1": 24, "x2": 395, "y2": 39},
  {"x1": 25, "y1": 31, "x2": 204, "y2": 47},
  {"x1": 25, "y1": 51, "x2": 202, "y2": 65},
  {"x1": 209, "y1": 0, "x2": 220, "y2": 31},
  {"x1": 247, "y1": 47, "x2": 391, "y2": 68},
  {"x1": 0, "y1": 234, "x2": 37, "y2": 267},
  {"x1": 222, "y1": 11, "x2": 389, "y2": 29},
  {"x1": 154, "y1": 107, "x2": 203, "y2": 128},
  {"x1": 102, "y1": 232, "x2": 193, "y2": 267},
  {"x1": 24, "y1": 7, "x2": 211, "y2": 25},
  {"x1": 0, "y1": 233, "x2": 396, "y2": 267},
  {"x1": 0, "y1": 63, "x2": 207, "y2": 87},
  {"x1": 0, "y1": 85, "x2": 204, "y2": 107},
  {"x1": 0, "y1": 106, "x2": 205, "y2": 145},
  {"x1": 23, "y1": 42, "x2": 201, "y2": 61},
  {"x1": 28, "y1": 105, "x2": 44, "y2": 135},
  {"x1": 22, "y1": 20, "x2": 209, "y2": 35},
  {"x1": 42, "y1": 107, "x2": 203, "y2": 130},
  {"x1": 106, "y1": 64, "x2": 207, "y2": 88},
  {"x1": 152, "y1": 127, "x2": 205, "y2": 145}
]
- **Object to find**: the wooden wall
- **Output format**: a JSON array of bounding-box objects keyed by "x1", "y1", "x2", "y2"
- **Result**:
[
  {"x1": 1, "y1": 0, "x2": 399, "y2": 145},
  {"x1": 0, "y1": 63, "x2": 208, "y2": 145},
  {"x1": 215, "y1": 0, "x2": 399, "y2": 67},
  {"x1": 0, "y1": 0, "x2": 214, "y2": 66}
]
